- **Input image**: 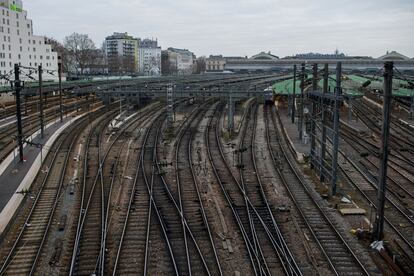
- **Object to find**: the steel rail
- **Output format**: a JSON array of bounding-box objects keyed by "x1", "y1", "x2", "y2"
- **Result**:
[
  {"x1": 249, "y1": 104, "x2": 302, "y2": 275},
  {"x1": 0, "y1": 106, "x2": 105, "y2": 275},
  {"x1": 269, "y1": 106, "x2": 370, "y2": 276}
]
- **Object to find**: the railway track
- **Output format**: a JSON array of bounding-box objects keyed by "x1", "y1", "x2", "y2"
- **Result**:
[
  {"x1": 0, "y1": 105, "x2": 111, "y2": 275},
  {"x1": 69, "y1": 105, "x2": 160, "y2": 275},
  {"x1": 266, "y1": 106, "x2": 370, "y2": 275},
  {"x1": 340, "y1": 123, "x2": 414, "y2": 208},
  {"x1": 174, "y1": 101, "x2": 222, "y2": 275},
  {"x1": 141, "y1": 114, "x2": 179, "y2": 275},
  {"x1": 333, "y1": 137, "x2": 414, "y2": 253},
  {"x1": 110, "y1": 109, "x2": 164, "y2": 275},
  {"x1": 0, "y1": 94, "x2": 73, "y2": 121},
  {"x1": 239, "y1": 102, "x2": 302, "y2": 275},
  {"x1": 340, "y1": 121, "x2": 414, "y2": 173},
  {"x1": 68, "y1": 107, "x2": 122, "y2": 275},
  {"x1": 0, "y1": 97, "x2": 98, "y2": 163},
  {"x1": 353, "y1": 99, "x2": 414, "y2": 163},
  {"x1": 316, "y1": 116, "x2": 414, "y2": 257},
  {"x1": 121, "y1": 101, "x2": 225, "y2": 275},
  {"x1": 101, "y1": 104, "x2": 163, "y2": 274},
  {"x1": 206, "y1": 102, "x2": 302, "y2": 275}
]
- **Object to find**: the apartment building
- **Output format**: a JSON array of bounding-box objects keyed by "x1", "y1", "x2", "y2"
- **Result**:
[
  {"x1": 138, "y1": 38, "x2": 161, "y2": 76},
  {"x1": 104, "y1": 32, "x2": 139, "y2": 74},
  {"x1": 0, "y1": 0, "x2": 58, "y2": 85},
  {"x1": 163, "y1": 47, "x2": 194, "y2": 75}
]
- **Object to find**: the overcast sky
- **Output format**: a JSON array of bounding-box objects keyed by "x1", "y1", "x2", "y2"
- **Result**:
[{"x1": 24, "y1": 0, "x2": 414, "y2": 58}]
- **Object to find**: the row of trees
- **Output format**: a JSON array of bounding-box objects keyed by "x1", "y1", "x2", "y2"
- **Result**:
[
  {"x1": 47, "y1": 33, "x2": 104, "y2": 76},
  {"x1": 49, "y1": 33, "x2": 207, "y2": 76}
]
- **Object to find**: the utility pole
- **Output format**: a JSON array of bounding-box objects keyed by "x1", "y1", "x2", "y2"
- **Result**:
[
  {"x1": 298, "y1": 63, "x2": 305, "y2": 141},
  {"x1": 228, "y1": 86, "x2": 234, "y2": 134},
  {"x1": 310, "y1": 64, "x2": 318, "y2": 169},
  {"x1": 291, "y1": 65, "x2": 296, "y2": 124},
  {"x1": 348, "y1": 98, "x2": 353, "y2": 121},
  {"x1": 374, "y1": 61, "x2": 393, "y2": 241},
  {"x1": 38, "y1": 65, "x2": 44, "y2": 138},
  {"x1": 330, "y1": 62, "x2": 342, "y2": 196},
  {"x1": 320, "y1": 64, "x2": 329, "y2": 182},
  {"x1": 58, "y1": 58, "x2": 63, "y2": 122},
  {"x1": 312, "y1": 63, "x2": 318, "y2": 91},
  {"x1": 167, "y1": 84, "x2": 174, "y2": 131},
  {"x1": 14, "y1": 64, "x2": 24, "y2": 162}
]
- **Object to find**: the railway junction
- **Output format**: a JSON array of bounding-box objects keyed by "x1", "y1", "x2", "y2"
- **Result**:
[{"x1": 0, "y1": 62, "x2": 413, "y2": 275}]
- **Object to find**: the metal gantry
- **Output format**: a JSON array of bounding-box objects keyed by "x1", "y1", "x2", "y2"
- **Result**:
[
  {"x1": 167, "y1": 83, "x2": 174, "y2": 131},
  {"x1": 14, "y1": 64, "x2": 24, "y2": 162},
  {"x1": 291, "y1": 64, "x2": 297, "y2": 124},
  {"x1": 307, "y1": 62, "x2": 344, "y2": 196},
  {"x1": 227, "y1": 86, "x2": 234, "y2": 133},
  {"x1": 373, "y1": 61, "x2": 393, "y2": 241}
]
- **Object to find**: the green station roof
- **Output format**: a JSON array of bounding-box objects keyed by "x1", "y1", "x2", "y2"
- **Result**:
[
  {"x1": 272, "y1": 74, "x2": 414, "y2": 98},
  {"x1": 272, "y1": 78, "x2": 300, "y2": 96},
  {"x1": 272, "y1": 76, "x2": 361, "y2": 97},
  {"x1": 348, "y1": 74, "x2": 414, "y2": 97}
]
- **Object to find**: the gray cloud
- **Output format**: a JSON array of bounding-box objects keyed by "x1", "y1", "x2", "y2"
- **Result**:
[{"x1": 25, "y1": 0, "x2": 414, "y2": 58}]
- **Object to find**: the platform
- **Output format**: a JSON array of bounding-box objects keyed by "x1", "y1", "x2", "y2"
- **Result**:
[
  {"x1": 0, "y1": 112, "x2": 88, "y2": 234},
  {"x1": 276, "y1": 103, "x2": 310, "y2": 162}
]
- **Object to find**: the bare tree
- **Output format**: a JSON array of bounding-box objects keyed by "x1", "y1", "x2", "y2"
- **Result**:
[
  {"x1": 161, "y1": 51, "x2": 178, "y2": 75},
  {"x1": 161, "y1": 51, "x2": 170, "y2": 75},
  {"x1": 122, "y1": 55, "x2": 136, "y2": 74},
  {"x1": 195, "y1": 56, "x2": 206, "y2": 74},
  {"x1": 64, "y1": 33, "x2": 96, "y2": 75},
  {"x1": 45, "y1": 37, "x2": 70, "y2": 73}
]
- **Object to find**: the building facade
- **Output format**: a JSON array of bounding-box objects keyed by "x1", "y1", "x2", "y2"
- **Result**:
[
  {"x1": 104, "y1": 32, "x2": 139, "y2": 74},
  {"x1": 206, "y1": 55, "x2": 226, "y2": 72},
  {"x1": 0, "y1": 0, "x2": 58, "y2": 85},
  {"x1": 138, "y1": 38, "x2": 161, "y2": 76},
  {"x1": 163, "y1": 47, "x2": 194, "y2": 75}
]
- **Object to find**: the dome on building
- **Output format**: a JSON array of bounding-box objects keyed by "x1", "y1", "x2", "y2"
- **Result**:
[
  {"x1": 250, "y1": 51, "x2": 279, "y2": 60},
  {"x1": 377, "y1": 51, "x2": 410, "y2": 61}
]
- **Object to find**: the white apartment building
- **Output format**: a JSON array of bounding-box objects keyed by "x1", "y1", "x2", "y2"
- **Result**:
[
  {"x1": 138, "y1": 39, "x2": 161, "y2": 76},
  {"x1": 0, "y1": 0, "x2": 58, "y2": 86},
  {"x1": 104, "y1": 32, "x2": 139, "y2": 74},
  {"x1": 165, "y1": 47, "x2": 194, "y2": 75}
]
